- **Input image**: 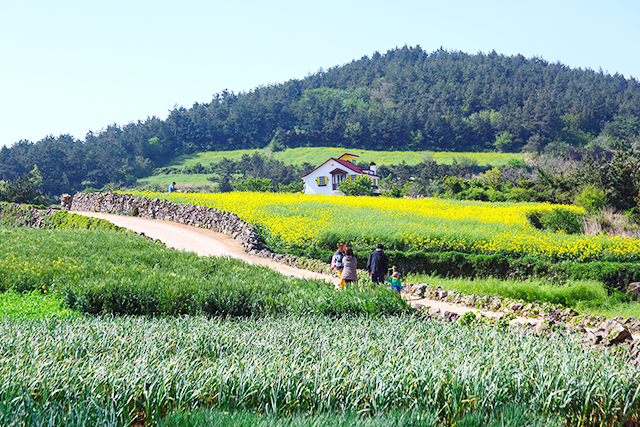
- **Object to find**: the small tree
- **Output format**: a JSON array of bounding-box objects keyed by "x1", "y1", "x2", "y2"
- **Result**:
[
  {"x1": 216, "y1": 176, "x2": 234, "y2": 193},
  {"x1": 278, "y1": 181, "x2": 303, "y2": 193},
  {"x1": 338, "y1": 176, "x2": 374, "y2": 196},
  {"x1": 232, "y1": 177, "x2": 273, "y2": 192},
  {"x1": 1, "y1": 174, "x2": 49, "y2": 205},
  {"x1": 494, "y1": 131, "x2": 514, "y2": 152}
]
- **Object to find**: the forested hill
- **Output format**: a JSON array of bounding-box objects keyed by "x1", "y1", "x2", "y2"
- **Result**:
[{"x1": 2, "y1": 45, "x2": 640, "y2": 196}]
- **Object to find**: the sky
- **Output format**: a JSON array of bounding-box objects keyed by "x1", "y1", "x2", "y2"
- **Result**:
[{"x1": 1, "y1": 0, "x2": 639, "y2": 148}]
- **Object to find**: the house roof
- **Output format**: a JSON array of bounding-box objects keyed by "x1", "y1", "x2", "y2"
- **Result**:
[
  {"x1": 329, "y1": 168, "x2": 348, "y2": 175},
  {"x1": 338, "y1": 153, "x2": 360, "y2": 160},
  {"x1": 301, "y1": 154, "x2": 380, "y2": 179}
]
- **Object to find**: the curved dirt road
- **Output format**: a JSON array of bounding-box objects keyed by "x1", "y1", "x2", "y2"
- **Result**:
[
  {"x1": 74, "y1": 211, "x2": 578, "y2": 332},
  {"x1": 74, "y1": 211, "x2": 337, "y2": 284}
]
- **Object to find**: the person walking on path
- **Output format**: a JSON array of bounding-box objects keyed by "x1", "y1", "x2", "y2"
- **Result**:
[
  {"x1": 341, "y1": 247, "x2": 358, "y2": 288},
  {"x1": 331, "y1": 243, "x2": 345, "y2": 288},
  {"x1": 367, "y1": 243, "x2": 388, "y2": 287}
]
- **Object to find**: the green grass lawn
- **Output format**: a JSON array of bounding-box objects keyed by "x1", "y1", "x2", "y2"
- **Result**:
[
  {"x1": 136, "y1": 148, "x2": 522, "y2": 190},
  {"x1": 136, "y1": 173, "x2": 218, "y2": 191},
  {"x1": 163, "y1": 147, "x2": 523, "y2": 168}
]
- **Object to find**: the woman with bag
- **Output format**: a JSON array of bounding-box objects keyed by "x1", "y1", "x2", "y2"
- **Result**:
[{"x1": 340, "y1": 247, "x2": 358, "y2": 288}]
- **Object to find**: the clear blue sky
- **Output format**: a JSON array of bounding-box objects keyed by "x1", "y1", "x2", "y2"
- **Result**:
[{"x1": 1, "y1": 0, "x2": 639, "y2": 147}]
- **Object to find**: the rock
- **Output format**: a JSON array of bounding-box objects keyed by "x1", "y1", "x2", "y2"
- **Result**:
[
  {"x1": 443, "y1": 311, "x2": 460, "y2": 322},
  {"x1": 436, "y1": 290, "x2": 448, "y2": 300},
  {"x1": 510, "y1": 302, "x2": 523, "y2": 312},
  {"x1": 427, "y1": 307, "x2": 441, "y2": 317},
  {"x1": 413, "y1": 304, "x2": 426, "y2": 313},
  {"x1": 628, "y1": 282, "x2": 640, "y2": 299},
  {"x1": 584, "y1": 329, "x2": 604, "y2": 346},
  {"x1": 605, "y1": 322, "x2": 632, "y2": 346},
  {"x1": 416, "y1": 284, "x2": 429, "y2": 298},
  {"x1": 61, "y1": 194, "x2": 73, "y2": 210}
]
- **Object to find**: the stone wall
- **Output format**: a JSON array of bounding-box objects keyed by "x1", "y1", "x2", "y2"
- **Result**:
[
  {"x1": 70, "y1": 192, "x2": 262, "y2": 252},
  {"x1": 0, "y1": 202, "x2": 59, "y2": 229},
  {"x1": 70, "y1": 192, "x2": 333, "y2": 275}
]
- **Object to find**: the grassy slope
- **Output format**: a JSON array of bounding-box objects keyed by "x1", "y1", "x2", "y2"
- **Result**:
[
  {"x1": 136, "y1": 173, "x2": 218, "y2": 191},
  {"x1": 135, "y1": 148, "x2": 523, "y2": 189},
  {"x1": 164, "y1": 147, "x2": 523, "y2": 167},
  {"x1": 0, "y1": 227, "x2": 408, "y2": 317}
]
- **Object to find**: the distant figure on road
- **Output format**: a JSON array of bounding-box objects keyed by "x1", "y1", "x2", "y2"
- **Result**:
[
  {"x1": 168, "y1": 182, "x2": 176, "y2": 193},
  {"x1": 341, "y1": 247, "x2": 358, "y2": 288},
  {"x1": 367, "y1": 243, "x2": 388, "y2": 287}
]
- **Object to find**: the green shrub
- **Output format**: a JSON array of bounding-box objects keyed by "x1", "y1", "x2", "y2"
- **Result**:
[
  {"x1": 574, "y1": 185, "x2": 607, "y2": 213},
  {"x1": 233, "y1": 177, "x2": 273, "y2": 192},
  {"x1": 43, "y1": 211, "x2": 126, "y2": 231},
  {"x1": 526, "y1": 208, "x2": 584, "y2": 234}
]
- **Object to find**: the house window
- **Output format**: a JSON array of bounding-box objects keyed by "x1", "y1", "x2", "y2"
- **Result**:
[
  {"x1": 316, "y1": 176, "x2": 328, "y2": 186},
  {"x1": 352, "y1": 159, "x2": 356, "y2": 165}
]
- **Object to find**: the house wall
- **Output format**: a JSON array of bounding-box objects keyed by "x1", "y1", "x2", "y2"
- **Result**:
[{"x1": 303, "y1": 161, "x2": 353, "y2": 196}]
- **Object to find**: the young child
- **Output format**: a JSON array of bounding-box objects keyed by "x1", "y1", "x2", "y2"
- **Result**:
[
  {"x1": 331, "y1": 243, "x2": 345, "y2": 289},
  {"x1": 385, "y1": 271, "x2": 402, "y2": 293}
]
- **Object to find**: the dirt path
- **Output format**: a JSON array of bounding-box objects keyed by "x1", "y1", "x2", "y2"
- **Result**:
[
  {"x1": 72, "y1": 212, "x2": 541, "y2": 322},
  {"x1": 73, "y1": 211, "x2": 631, "y2": 339},
  {"x1": 74, "y1": 212, "x2": 338, "y2": 285}
]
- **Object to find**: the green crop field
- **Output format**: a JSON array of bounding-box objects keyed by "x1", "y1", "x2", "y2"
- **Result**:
[
  {"x1": 2, "y1": 209, "x2": 640, "y2": 426},
  {"x1": 0, "y1": 227, "x2": 407, "y2": 317},
  {"x1": 136, "y1": 172, "x2": 218, "y2": 191},
  {"x1": 2, "y1": 311, "x2": 637, "y2": 426}
]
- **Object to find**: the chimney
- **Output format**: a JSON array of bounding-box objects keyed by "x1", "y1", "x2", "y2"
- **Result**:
[{"x1": 369, "y1": 162, "x2": 377, "y2": 175}]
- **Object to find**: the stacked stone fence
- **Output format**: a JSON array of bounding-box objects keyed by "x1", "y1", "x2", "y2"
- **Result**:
[
  {"x1": 70, "y1": 192, "x2": 333, "y2": 275},
  {"x1": 0, "y1": 202, "x2": 60, "y2": 229},
  {"x1": 70, "y1": 192, "x2": 261, "y2": 252}
]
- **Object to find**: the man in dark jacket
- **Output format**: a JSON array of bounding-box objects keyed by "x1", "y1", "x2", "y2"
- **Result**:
[{"x1": 367, "y1": 244, "x2": 388, "y2": 287}]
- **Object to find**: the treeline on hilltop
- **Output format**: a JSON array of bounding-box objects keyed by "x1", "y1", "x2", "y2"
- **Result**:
[{"x1": 2, "y1": 45, "x2": 640, "y2": 196}]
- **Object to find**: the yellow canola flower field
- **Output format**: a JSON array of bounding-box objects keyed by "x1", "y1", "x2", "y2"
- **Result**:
[{"x1": 127, "y1": 191, "x2": 640, "y2": 262}]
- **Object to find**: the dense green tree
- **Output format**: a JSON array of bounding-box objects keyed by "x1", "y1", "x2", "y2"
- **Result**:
[{"x1": 2, "y1": 46, "x2": 640, "y2": 196}]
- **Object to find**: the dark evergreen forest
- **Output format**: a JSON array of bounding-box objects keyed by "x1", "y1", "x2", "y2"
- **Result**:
[{"x1": 2, "y1": 46, "x2": 640, "y2": 197}]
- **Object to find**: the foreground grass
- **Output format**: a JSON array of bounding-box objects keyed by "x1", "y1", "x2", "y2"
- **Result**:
[
  {"x1": 406, "y1": 274, "x2": 640, "y2": 318},
  {"x1": 0, "y1": 290, "x2": 78, "y2": 320},
  {"x1": 160, "y1": 405, "x2": 561, "y2": 427},
  {"x1": 0, "y1": 315, "x2": 634, "y2": 426}
]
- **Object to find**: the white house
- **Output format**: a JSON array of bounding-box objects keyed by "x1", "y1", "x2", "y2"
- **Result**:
[{"x1": 301, "y1": 153, "x2": 380, "y2": 195}]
